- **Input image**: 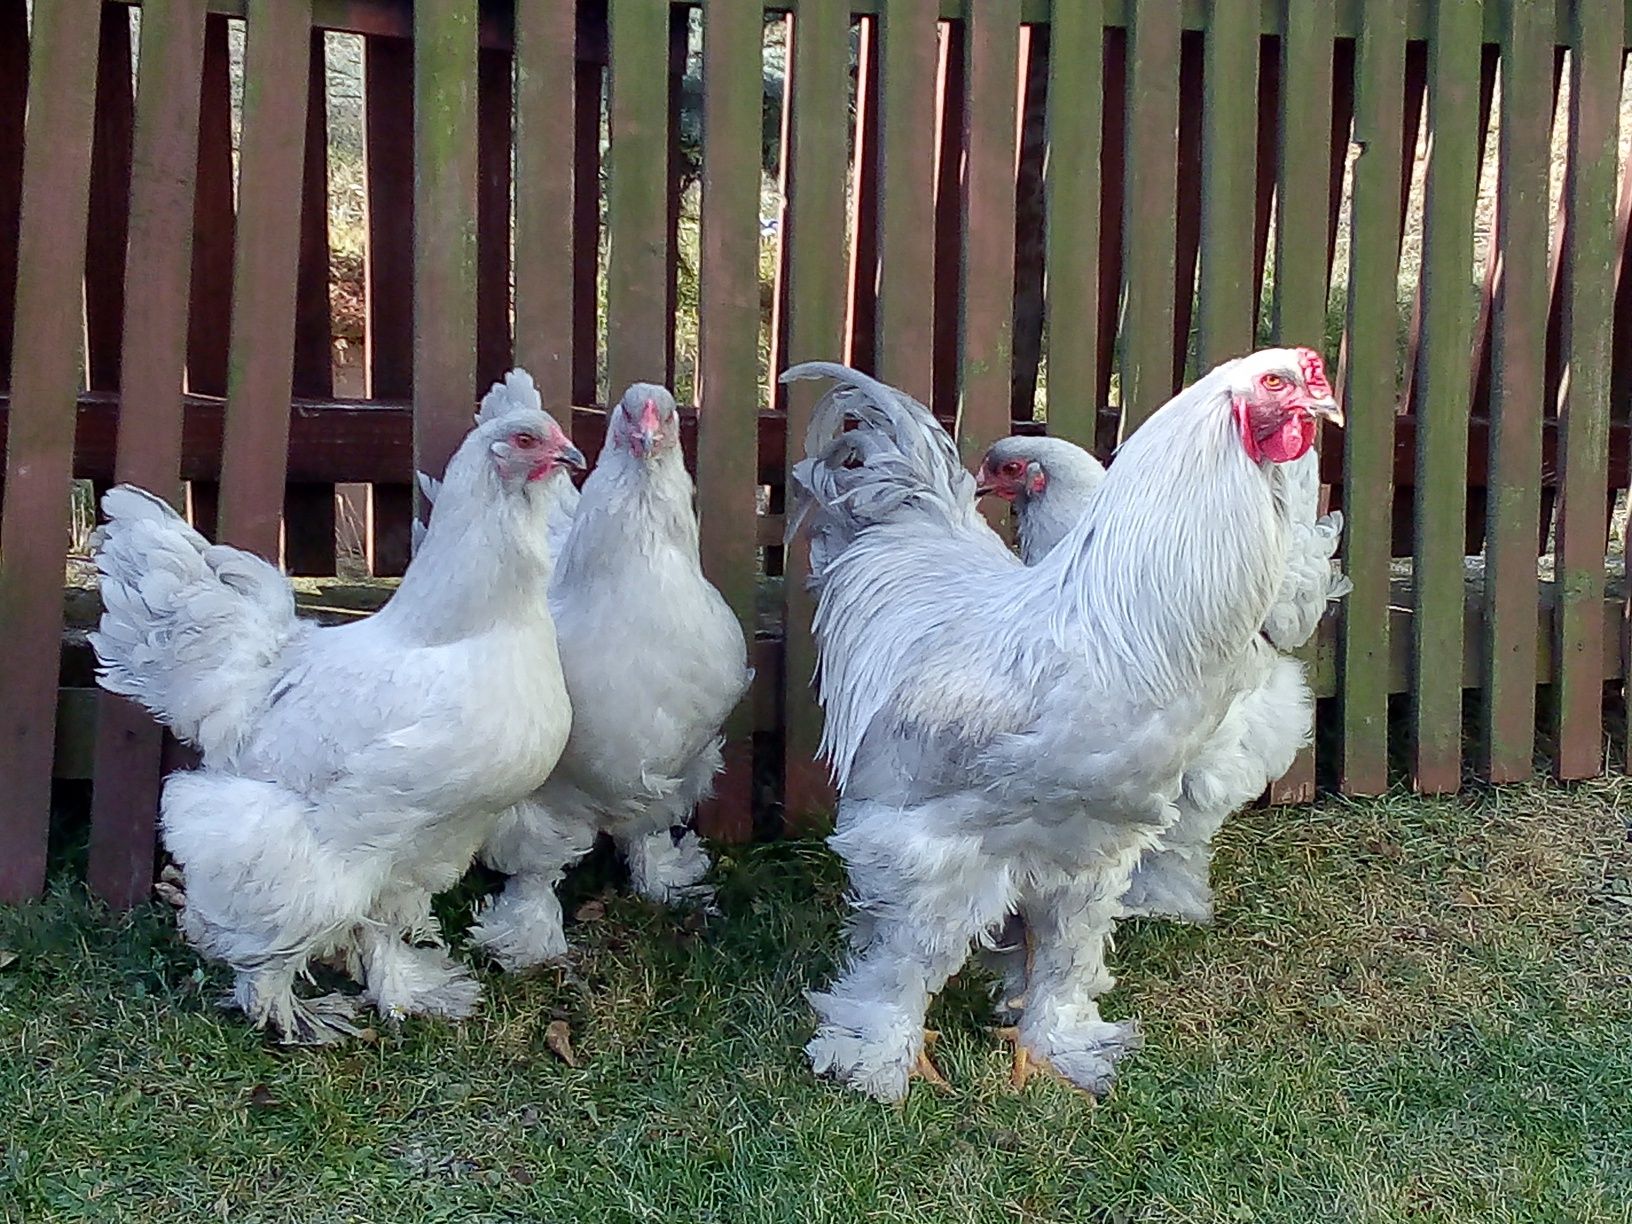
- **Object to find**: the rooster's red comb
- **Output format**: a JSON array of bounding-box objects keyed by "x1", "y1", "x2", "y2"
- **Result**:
[{"x1": 1295, "y1": 347, "x2": 1332, "y2": 400}]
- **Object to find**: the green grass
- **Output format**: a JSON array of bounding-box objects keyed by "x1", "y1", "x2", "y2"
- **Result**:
[{"x1": 2, "y1": 777, "x2": 1630, "y2": 1223}]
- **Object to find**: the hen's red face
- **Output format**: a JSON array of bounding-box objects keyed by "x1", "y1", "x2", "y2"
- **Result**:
[
  {"x1": 1232, "y1": 348, "x2": 1343, "y2": 464},
  {"x1": 499, "y1": 425, "x2": 586, "y2": 482},
  {"x1": 975, "y1": 454, "x2": 1046, "y2": 501}
]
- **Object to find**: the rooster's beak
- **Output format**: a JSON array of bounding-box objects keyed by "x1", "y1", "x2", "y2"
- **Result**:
[
  {"x1": 1308, "y1": 398, "x2": 1344, "y2": 429},
  {"x1": 558, "y1": 441, "x2": 588, "y2": 471}
]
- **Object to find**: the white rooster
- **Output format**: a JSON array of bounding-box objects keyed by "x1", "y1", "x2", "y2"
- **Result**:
[
  {"x1": 976, "y1": 433, "x2": 1350, "y2": 924},
  {"x1": 786, "y1": 350, "x2": 1344, "y2": 1101},
  {"x1": 436, "y1": 382, "x2": 754, "y2": 970},
  {"x1": 90, "y1": 378, "x2": 585, "y2": 1042}
]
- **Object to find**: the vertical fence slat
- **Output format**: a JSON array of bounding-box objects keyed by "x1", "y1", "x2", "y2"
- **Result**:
[
  {"x1": 1266, "y1": 0, "x2": 1336, "y2": 806},
  {"x1": 216, "y1": 2, "x2": 312, "y2": 557},
  {"x1": 477, "y1": 40, "x2": 514, "y2": 391},
  {"x1": 1170, "y1": 30, "x2": 1203, "y2": 387},
  {"x1": 1011, "y1": 28, "x2": 1048, "y2": 417},
  {"x1": 958, "y1": 0, "x2": 1020, "y2": 468},
  {"x1": 571, "y1": 19, "x2": 603, "y2": 407},
  {"x1": 695, "y1": 0, "x2": 761, "y2": 843},
  {"x1": 1554, "y1": 0, "x2": 1623, "y2": 780},
  {"x1": 0, "y1": 0, "x2": 25, "y2": 392},
  {"x1": 1195, "y1": 0, "x2": 1258, "y2": 371},
  {"x1": 781, "y1": 0, "x2": 850, "y2": 827},
  {"x1": 875, "y1": 0, "x2": 937, "y2": 401},
  {"x1": 1338, "y1": 0, "x2": 1406, "y2": 797},
  {"x1": 1119, "y1": 0, "x2": 1180, "y2": 434},
  {"x1": 845, "y1": 16, "x2": 879, "y2": 374},
  {"x1": 412, "y1": 1, "x2": 479, "y2": 482},
  {"x1": 1095, "y1": 27, "x2": 1127, "y2": 451},
  {"x1": 1481, "y1": 0, "x2": 1550, "y2": 784},
  {"x1": 287, "y1": 28, "x2": 336, "y2": 577},
  {"x1": 85, "y1": 3, "x2": 134, "y2": 393},
  {"x1": 86, "y1": 0, "x2": 210, "y2": 909},
  {"x1": 513, "y1": 0, "x2": 577, "y2": 414},
  {"x1": 929, "y1": 20, "x2": 965, "y2": 420},
  {"x1": 0, "y1": 0, "x2": 101, "y2": 902},
  {"x1": 606, "y1": 0, "x2": 670, "y2": 400},
  {"x1": 1409, "y1": 0, "x2": 1481, "y2": 794},
  {"x1": 1043, "y1": 0, "x2": 1102, "y2": 448}
]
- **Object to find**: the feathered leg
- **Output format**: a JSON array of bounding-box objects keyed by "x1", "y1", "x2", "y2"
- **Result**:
[
  {"x1": 230, "y1": 961, "x2": 361, "y2": 1046},
  {"x1": 1009, "y1": 864, "x2": 1144, "y2": 1097},
  {"x1": 620, "y1": 826, "x2": 713, "y2": 904},
  {"x1": 357, "y1": 923, "x2": 483, "y2": 1022},
  {"x1": 473, "y1": 801, "x2": 597, "y2": 970}
]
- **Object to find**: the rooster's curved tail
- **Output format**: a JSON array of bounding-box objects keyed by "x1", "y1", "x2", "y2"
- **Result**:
[{"x1": 783, "y1": 362, "x2": 987, "y2": 587}]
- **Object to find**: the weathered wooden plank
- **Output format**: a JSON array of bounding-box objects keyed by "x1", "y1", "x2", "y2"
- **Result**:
[
  {"x1": 0, "y1": 0, "x2": 102, "y2": 903},
  {"x1": 513, "y1": 0, "x2": 577, "y2": 414},
  {"x1": 0, "y1": 0, "x2": 26, "y2": 392},
  {"x1": 288, "y1": 28, "x2": 337, "y2": 577},
  {"x1": 874, "y1": 0, "x2": 938, "y2": 401},
  {"x1": 1011, "y1": 25, "x2": 1048, "y2": 416},
  {"x1": 187, "y1": 13, "x2": 233, "y2": 405},
  {"x1": 1042, "y1": 0, "x2": 1102, "y2": 447},
  {"x1": 411, "y1": 0, "x2": 479, "y2": 481},
  {"x1": 1170, "y1": 29, "x2": 1203, "y2": 386},
  {"x1": 1410, "y1": 0, "x2": 1480, "y2": 794},
  {"x1": 1195, "y1": 0, "x2": 1258, "y2": 371},
  {"x1": 694, "y1": 0, "x2": 763, "y2": 843},
  {"x1": 782, "y1": 0, "x2": 850, "y2": 827},
  {"x1": 216, "y1": 1, "x2": 313, "y2": 557},
  {"x1": 845, "y1": 15, "x2": 880, "y2": 374},
  {"x1": 1266, "y1": 0, "x2": 1335, "y2": 806},
  {"x1": 85, "y1": 4, "x2": 134, "y2": 393},
  {"x1": 1119, "y1": 0, "x2": 1181, "y2": 434},
  {"x1": 1481, "y1": 0, "x2": 1550, "y2": 784},
  {"x1": 930, "y1": 18, "x2": 964, "y2": 420},
  {"x1": 1338, "y1": 0, "x2": 1406, "y2": 796},
  {"x1": 572, "y1": 35, "x2": 603, "y2": 406},
  {"x1": 476, "y1": 41, "x2": 514, "y2": 390},
  {"x1": 1554, "y1": 0, "x2": 1622, "y2": 780},
  {"x1": 87, "y1": 0, "x2": 211, "y2": 909},
  {"x1": 1096, "y1": 26, "x2": 1127, "y2": 452},
  {"x1": 606, "y1": 0, "x2": 670, "y2": 399},
  {"x1": 958, "y1": 0, "x2": 1021, "y2": 468}
]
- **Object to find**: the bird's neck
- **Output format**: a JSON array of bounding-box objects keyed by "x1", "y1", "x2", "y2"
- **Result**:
[
  {"x1": 1040, "y1": 399, "x2": 1289, "y2": 700},
  {"x1": 557, "y1": 445, "x2": 698, "y2": 578}
]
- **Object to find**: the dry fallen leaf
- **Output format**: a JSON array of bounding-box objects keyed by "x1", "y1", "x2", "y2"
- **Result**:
[
  {"x1": 153, "y1": 881, "x2": 186, "y2": 909},
  {"x1": 544, "y1": 1019, "x2": 577, "y2": 1067},
  {"x1": 356, "y1": 1027, "x2": 380, "y2": 1045},
  {"x1": 0, "y1": 950, "x2": 17, "y2": 971},
  {"x1": 247, "y1": 1083, "x2": 277, "y2": 1110},
  {"x1": 573, "y1": 899, "x2": 605, "y2": 923}
]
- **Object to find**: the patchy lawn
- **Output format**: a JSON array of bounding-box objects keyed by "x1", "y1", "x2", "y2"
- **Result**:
[{"x1": 1, "y1": 777, "x2": 1629, "y2": 1223}]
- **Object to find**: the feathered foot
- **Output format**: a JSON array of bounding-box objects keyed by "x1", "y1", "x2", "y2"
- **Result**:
[
  {"x1": 623, "y1": 827, "x2": 714, "y2": 906},
  {"x1": 231, "y1": 968, "x2": 362, "y2": 1046},
  {"x1": 468, "y1": 874, "x2": 570, "y2": 972},
  {"x1": 1002, "y1": 1018, "x2": 1142, "y2": 1098},
  {"x1": 362, "y1": 934, "x2": 482, "y2": 1023}
]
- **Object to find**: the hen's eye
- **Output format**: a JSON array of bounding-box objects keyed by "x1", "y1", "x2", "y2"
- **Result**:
[
  {"x1": 1002, "y1": 460, "x2": 1025, "y2": 477},
  {"x1": 512, "y1": 432, "x2": 541, "y2": 449},
  {"x1": 1262, "y1": 373, "x2": 1288, "y2": 392}
]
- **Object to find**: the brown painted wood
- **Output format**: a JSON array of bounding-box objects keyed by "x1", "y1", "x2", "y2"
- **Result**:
[
  {"x1": 0, "y1": 0, "x2": 27, "y2": 393},
  {"x1": 86, "y1": 0, "x2": 211, "y2": 909},
  {"x1": 845, "y1": 14, "x2": 880, "y2": 374},
  {"x1": 512, "y1": 0, "x2": 577, "y2": 417},
  {"x1": 930, "y1": 18, "x2": 964, "y2": 421},
  {"x1": 411, "y1": 2, "x2": 480, "y2": 481},
  {"x1": 0, "y1": 0, "x2": 102, "y2": 902},
  {"x1": 1095, "y1": 25, "x2": 1126, "y2": 455},
  {"x1": 289, "y1": 28, "x2": 337, "y2": 577},
  {"x1": 1011, "y1": 23, "x2": 1047, "y2": 417},
  {"x1": 1170, "y1": 28, "x2": 1203, "y2": 386},
  {"x1": 85, "y1": 3, "x2": 135, "y2": 393},
  {"x1": 185, "y1": 12, "x2": 235, "y2": 535},
  {"x1": 477, "y1": 41, "x2": 514, "y2": 391},
  {"x1": 572, "y1": 25, "x2": 604, "y2": 406},
  {"x1": 874, "y1": 0, "x2": 938, "y2": 401},
  {"x1": 217, "y1": 1, "x2": 313, "y2": 558},
  {"x1": 694, "y1": 0, "x2": 763, "y2": 843}
]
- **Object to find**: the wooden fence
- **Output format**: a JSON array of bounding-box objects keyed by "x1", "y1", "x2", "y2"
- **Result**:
[{"x1": 2, "y1": 0, "x2": 1631, "y2": 907}]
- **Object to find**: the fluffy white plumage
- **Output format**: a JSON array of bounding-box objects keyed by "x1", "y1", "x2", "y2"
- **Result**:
[
  {"x1": 420, "y1": 382, "x2": 754, "y2": 969},
  {"x1": 979, "y1": 433, "x2": 1349, "y2": 925},
  {"x1": 785, "y1": 354, "x2": 1342, "y2": 1101},
  {"x1": 90, "y1": 382, "x2": 583, "y2": 1042}
]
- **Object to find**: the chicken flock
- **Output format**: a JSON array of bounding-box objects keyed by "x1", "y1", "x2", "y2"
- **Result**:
[{"x1": 91, "y1": 345, "x2": 1348, "y2": 1101}]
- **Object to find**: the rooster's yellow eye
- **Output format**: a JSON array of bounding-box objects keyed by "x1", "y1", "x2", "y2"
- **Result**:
[{"x1": 1262, "y1": 374, "x2": 1288, "y2": 392}]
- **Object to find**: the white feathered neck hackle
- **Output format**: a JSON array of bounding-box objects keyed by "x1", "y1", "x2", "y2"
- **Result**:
[
  {"x1": 556, "y1": 420, "x2": 698, "y2": 581},
  {"x1": 384, "y1": 409, "x2": 567, "y2": 644},
  {"x1": 1032, "y1": 358, "x2": 1290, "y2": 702}
]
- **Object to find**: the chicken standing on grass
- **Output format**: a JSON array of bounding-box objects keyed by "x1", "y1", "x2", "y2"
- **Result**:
[
  {"x1": 976, "y1": 433, "x2": 1350, "y2": 926},
  {"x1": 424, "y1": 382, "x2": 753, "y2": 970},
  {"x1": 90, "y1": 377, "x2": 584, "y2": 1043},
  {"x1": 786, "y1": 350, "x2": 1344, "y2": 1101}
]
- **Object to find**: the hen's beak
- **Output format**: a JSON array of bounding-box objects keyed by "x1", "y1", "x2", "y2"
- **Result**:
[
  {"x1": 558, "y1": 441, "x2": 588, "y2": 472},
  {"x1": 1307, "y1": 397, "x2": 1344, "y2": 429},
  {"x1": 633, "y1": 398, "x2": 662, "y2": 458},
  {"x1": 974, "y1": 463, "x2": 996, "y2": 498}
]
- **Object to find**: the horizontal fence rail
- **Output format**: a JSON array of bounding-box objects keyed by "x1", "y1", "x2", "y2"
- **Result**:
[{"x1": 3, "y1": 0, "x2": 1632, "y2": 903}]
